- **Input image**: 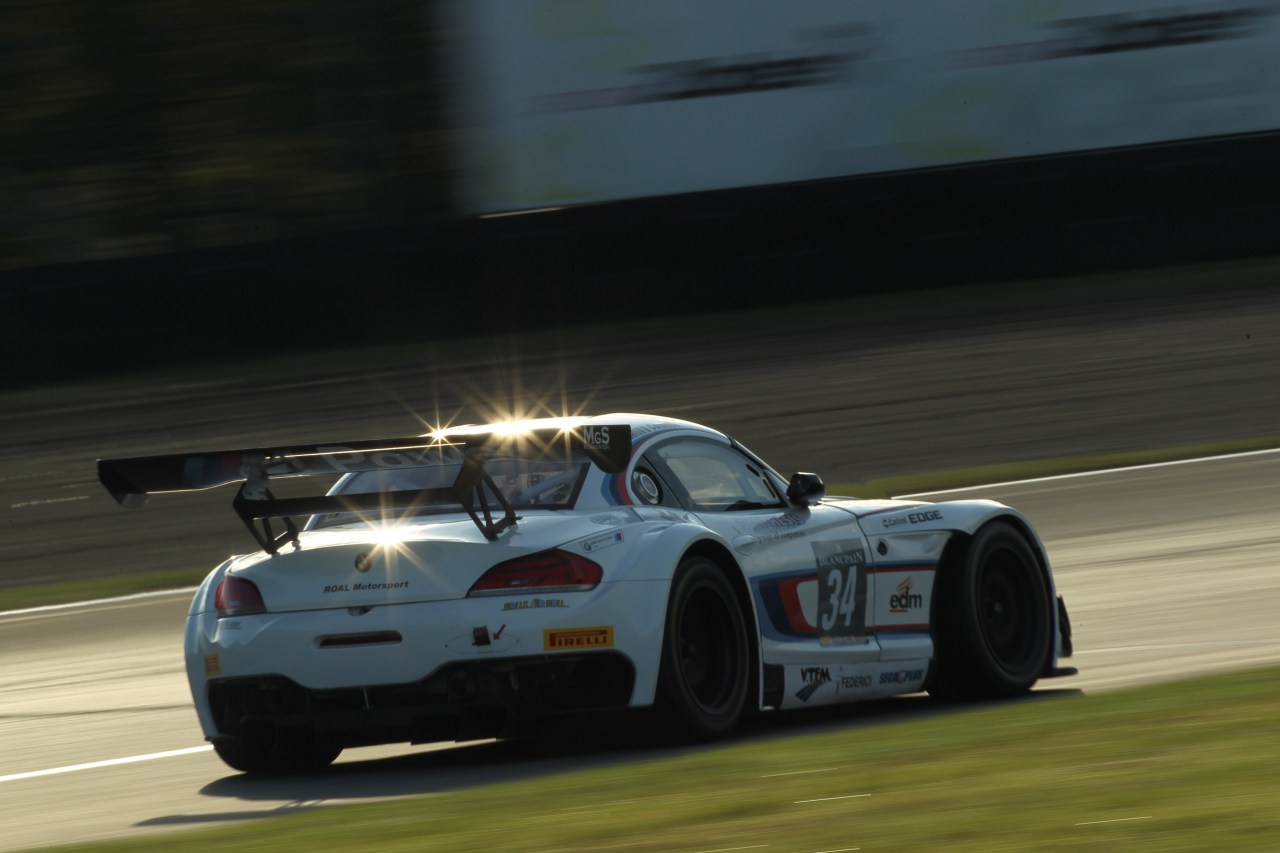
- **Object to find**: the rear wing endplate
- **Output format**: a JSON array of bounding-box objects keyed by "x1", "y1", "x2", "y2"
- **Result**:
[{"x1": 98, "y1": 425, "x2": 632, "y2": 553}]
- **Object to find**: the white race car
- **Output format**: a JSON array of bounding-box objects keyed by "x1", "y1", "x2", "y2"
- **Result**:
[{"x1": 99, "y1": 414, "x2": 1074, "y2": 772}]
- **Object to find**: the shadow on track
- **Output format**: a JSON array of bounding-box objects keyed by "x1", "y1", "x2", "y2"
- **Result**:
[{"x1": 134, "y1": 686, "x2": 1084, "y2": 830}]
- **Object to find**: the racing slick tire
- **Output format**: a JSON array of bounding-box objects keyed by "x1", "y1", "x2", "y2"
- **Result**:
[
  {"x1": 929, "y1": 521, "x2": 1053, "y2": 701},
  {"x1": 656, "y1": 556, "x2": 750, "y2": 740},
  {"x1": 213, "y1": 733, "x2": 342, "y2": 774}
]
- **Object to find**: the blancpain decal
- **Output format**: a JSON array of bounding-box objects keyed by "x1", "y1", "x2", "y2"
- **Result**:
[{"x1": 813, "y1": 540, "x2": 868, "y2": 644}]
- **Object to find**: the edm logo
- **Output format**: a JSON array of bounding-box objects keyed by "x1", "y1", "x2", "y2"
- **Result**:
[
  {"x1": 890, "y1": 577, "x2": 923, "y2": 613},
  {"x1": 581, "y1": 425, "x2": 611, "y2": 448}
]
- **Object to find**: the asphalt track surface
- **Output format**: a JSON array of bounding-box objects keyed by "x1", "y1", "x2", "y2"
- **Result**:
[
  {"x1": 3, "y1": 451, "x2": 1279, "y2": 851},
  {"x1": 3, "y1": 259, "x2": 1280, "y2": 849}
]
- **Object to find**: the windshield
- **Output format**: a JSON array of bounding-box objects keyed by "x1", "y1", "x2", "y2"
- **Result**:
[{"x1": 310, "y1": 450, "x2": 589, "y2": 529}]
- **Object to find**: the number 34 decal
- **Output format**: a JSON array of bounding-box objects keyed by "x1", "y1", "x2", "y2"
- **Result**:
[{"x1": 813, "y1": 540, "x2": 867, "y2": 644}]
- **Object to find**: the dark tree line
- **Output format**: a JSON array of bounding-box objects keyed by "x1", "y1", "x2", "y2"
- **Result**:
[{"x1": 1, "y1": 0, "x2": 455, "y2": 272}]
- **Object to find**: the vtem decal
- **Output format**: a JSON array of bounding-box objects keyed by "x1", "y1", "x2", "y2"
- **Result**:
[
  {"x1": 544, "y1": 626, "x2": 614, "y2": 651},
  {"x1": 794, "y1": 666, "x2": 832, "y2": 702}
]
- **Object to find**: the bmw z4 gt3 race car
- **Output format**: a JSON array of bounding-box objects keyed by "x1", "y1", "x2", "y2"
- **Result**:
[{"x1": 99, "y1": 414, "x2": 1075, "y2": 772}]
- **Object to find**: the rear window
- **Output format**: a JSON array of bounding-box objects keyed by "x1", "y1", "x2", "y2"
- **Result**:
[{"x1": 310, "y1": 449, "x2": 589, "y2": 529}]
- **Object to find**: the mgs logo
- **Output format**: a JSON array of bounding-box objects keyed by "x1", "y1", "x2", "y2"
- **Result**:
[
  {"x1": 890, "y1": 577, "x2": 923, "y2": 613},
  {"x1": 581, "y1": 425, "x2": 611, "y2": 448}
]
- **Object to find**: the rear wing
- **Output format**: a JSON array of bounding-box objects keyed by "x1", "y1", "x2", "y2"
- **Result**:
[{"x1": 98, "y1": 425, "x2": 632, "y2": 553}]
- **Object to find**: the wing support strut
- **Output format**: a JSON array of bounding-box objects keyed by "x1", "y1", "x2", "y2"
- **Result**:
[{"x1": 228, "y1": 450, "x2": 517, "y2": 555}]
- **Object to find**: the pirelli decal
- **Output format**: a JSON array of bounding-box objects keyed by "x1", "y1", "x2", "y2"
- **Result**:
[{"x1": 544, "y1": 626, "x2": 614, "y2": 651}]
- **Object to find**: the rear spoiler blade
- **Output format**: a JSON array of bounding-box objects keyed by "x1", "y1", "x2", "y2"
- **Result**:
[
  {"x1": 97, "y1": 425, "x2": 633, "y2": 552},
  {"x1": 98, "y1": 436, "x2": 452, "y2": 508}
]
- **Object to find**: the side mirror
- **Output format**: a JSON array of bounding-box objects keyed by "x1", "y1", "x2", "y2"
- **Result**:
[{"x1": 786, "y1": 472, "x2": 825, "y2": 506}]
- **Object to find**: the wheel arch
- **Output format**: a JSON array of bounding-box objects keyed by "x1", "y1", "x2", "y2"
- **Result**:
[
  {"x1": 933, "y1": 512, "x2": 1055, "y2": 597},
  {"x1": 929, "y1": 513, "x2": 1059, "y2": 694},
  {"x1": 678, "y1": 538, "x2": 763, "y2": 712},
  {"x1": 975, "y1": 513, "x2": 1061, "y2": 671}
]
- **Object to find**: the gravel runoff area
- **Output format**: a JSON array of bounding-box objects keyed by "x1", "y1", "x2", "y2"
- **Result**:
[{"x1": 3, "y1": 256, "x2": 1279, "y2": 590}]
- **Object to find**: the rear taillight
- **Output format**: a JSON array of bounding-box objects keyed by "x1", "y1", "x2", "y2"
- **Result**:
[
  {"x1": 214, "y1": 574, "x2": 266, "y2": 617},
  {"x1": 468, "y1": 550, "x2": 602, "y2": 597}
]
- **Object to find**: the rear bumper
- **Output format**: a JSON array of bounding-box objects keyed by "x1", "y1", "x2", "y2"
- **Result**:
[
  {"x1": 208, "y1": 652, "x2": 636, "y2": 748},
  {"x1": 185, "y1": 578, "x2": 671, "y2": 739}
]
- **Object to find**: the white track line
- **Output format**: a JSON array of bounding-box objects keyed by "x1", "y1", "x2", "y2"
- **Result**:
[
  {"x1": 0, "y1": 746, "x2": 213, "y2": 784},
  {"x1": 1075, "y1": 816, "x2": 1152, "y2": 826},
  {"x1": 896, "y1": 447, "x2": 1280, "y2": 499}
]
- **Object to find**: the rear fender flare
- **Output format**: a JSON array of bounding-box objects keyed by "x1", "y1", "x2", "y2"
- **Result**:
[{"x1": 611, "y1": 525, "x2": 760, "y2": 708}]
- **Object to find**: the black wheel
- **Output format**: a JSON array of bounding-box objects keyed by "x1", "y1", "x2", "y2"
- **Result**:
[
  {"x1": 213, "y1": 734, "x2": 341, "y2": 774},
  {"x1": 656, "y1": 556, "x2": 750, "y2": 739},
  {"x1": 929, "y1": 521, "x2": 1053, "y2": 701}
]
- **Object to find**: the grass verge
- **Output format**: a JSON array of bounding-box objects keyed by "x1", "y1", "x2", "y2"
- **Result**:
[
  {"x1": 0, "y1": 569, "x2": 207, "y2": 612},
  {"x1": 4, "y1": 434, "x2": 1278, "y2": 614},
  {"x1": 37, "y1": 665, "x2": 1280, "y2": 853}
]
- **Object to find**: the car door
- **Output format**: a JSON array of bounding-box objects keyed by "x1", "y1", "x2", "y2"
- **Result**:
[{"x1": 639, "y1": 436, "x2": 879, "y2": 709}]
